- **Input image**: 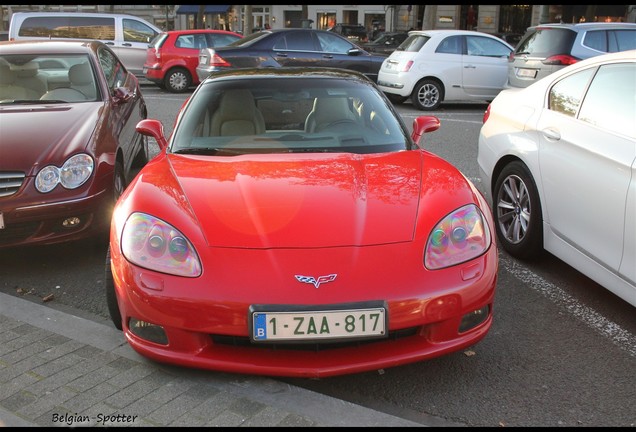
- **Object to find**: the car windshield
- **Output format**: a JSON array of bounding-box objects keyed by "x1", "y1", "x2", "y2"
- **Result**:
[
  {"x1": 170, "y1": 75, "x2": 411, "y2": 155},
  {"x1": 0, "y1": 53, "x2": 97, "y2": 103},
  {"x1": 396, "y1": 34, "x2": 431, "y2": 52}
]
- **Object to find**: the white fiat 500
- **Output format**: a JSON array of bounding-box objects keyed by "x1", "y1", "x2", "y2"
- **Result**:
[
  {"x1": 377, "y1": 29, "x2": 512, "y2": 110},
  {"x1": 478, "y1": 49, "x2": 636, "y2": 307}
]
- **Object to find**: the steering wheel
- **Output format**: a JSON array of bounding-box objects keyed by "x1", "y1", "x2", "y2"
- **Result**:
[{"x1": 319, "y1": 119, "x2": 359, "y2": 132}]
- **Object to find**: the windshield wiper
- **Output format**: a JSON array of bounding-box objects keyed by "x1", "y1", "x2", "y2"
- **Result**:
[
  {"x1": 172, "y1": 147, "x2": 245, "y2": 155},
  {"x1": 0, "y1": 99, "x2": 46, "y2": 105}
]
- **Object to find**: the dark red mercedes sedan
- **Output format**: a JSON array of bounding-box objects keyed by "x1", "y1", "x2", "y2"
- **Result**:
[{"x1": 0, "y1": 40, "x2": 149, "y2": 248}]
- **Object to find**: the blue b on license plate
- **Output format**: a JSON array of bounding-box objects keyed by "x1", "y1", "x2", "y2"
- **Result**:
[{"x1": 250, "y1": 303, "x2": 387, "y2": 342}]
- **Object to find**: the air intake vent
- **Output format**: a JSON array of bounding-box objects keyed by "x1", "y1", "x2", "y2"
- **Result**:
[{"x1": 0, "y1": 172, "x2": 25, "y2": 197}]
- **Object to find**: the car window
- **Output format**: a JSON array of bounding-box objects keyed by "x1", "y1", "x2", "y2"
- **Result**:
[
  {"x1": 316, "y1": 32, "x2": 354, "y2": 54},
  {"x1": 610, "y1": 30, "x2": 636, "y2": 52},
  {"x1": 436, "y1": 36, "x2": 462, "y2": 54},
  {"x1": 19, "y1": 16, "x2": 116, "y2": 40},
  {"x1": 98, "y1": 47, "x2": 127, "y2": 89},
  {"x1": 122, "y1": 18, "x2": 157, "y2": 43},
  {"x1": 466, "y1": 36, "x2": 512, "y2": 57},
  {"x1": 515, "y1": 28, "x2": 576, "y2": 55},
  {"x1": 149, "y1": 33, "x2": 168, "y2": 49},
  {"x1": 175, "y1": 35, "x2": 195, "y2": 48},
  {"x1": 548, "y1": 68, "x2": 595, "y2": 117},
  {"x1": 208, "y1": 33, "x2": 241, "y2": 47},
  {"x1": 578, "y1": 63, "x2": 635, "y2": 138},
  {"x1": 398, "y1": 34, "x2": 431, "y2": 52},
  {"x1": 273, "y1": 31, "x2": 316, "y2": 51},
  {"x1": 582, "y1": 30, "x2": 608, "y2": 52}
]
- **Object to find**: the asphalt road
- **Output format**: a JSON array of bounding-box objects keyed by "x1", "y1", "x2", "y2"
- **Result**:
[{"x1": 1, "y1": 84, "x2": 634, "y2": 427}]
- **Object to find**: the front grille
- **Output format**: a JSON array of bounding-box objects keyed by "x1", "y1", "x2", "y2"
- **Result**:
[
  {"x1": 0, "y1": 172, "x2": 26, "y2": 197},
  {"x1": 211, "y1": 327, "x2": 419, "y2": 351}
]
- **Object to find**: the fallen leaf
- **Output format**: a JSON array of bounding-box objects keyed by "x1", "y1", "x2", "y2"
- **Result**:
[
  {"x1": 42, "y1": 294, "x2": 54, "y2": 302},
  {"x1": 464, "y1": 350, "x2": 476, "y2": 356}
]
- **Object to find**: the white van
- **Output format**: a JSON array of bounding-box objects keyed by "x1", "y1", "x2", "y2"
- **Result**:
[{"x1": 8, "y1": 12, "x2": 161, "y2": 77}]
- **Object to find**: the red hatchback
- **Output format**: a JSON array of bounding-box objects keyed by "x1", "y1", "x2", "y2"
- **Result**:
[{"x1": 144, "y1": 29, "x2": 242, "y2": 93}]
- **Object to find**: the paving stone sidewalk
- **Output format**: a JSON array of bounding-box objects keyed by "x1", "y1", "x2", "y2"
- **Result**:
[{"x1": 0, "y1": 292, "x2": 424, "y2": 427}]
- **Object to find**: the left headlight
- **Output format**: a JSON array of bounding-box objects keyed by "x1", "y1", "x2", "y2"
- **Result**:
[
  {"x1": 424, "y1": 204, "x2": 491, "y2": 270},
  {"x1": 121, "y1": 212, "x2": 202, "y2": 277},
  {"x1": 35, "y1": 153, "x2": 94, "y2": 193}
]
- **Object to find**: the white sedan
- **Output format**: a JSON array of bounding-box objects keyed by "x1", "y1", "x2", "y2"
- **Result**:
[
  {"x1": 377, "y1": 29, "x2": 513, "y2": 110},
  {"x1": 478, "y1": 49, "x2": 636, "y2": 307}
]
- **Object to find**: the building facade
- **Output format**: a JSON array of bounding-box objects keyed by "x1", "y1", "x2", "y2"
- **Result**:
[{"x1": 2, "y1": 5, "x2": 634, "y2": 36}]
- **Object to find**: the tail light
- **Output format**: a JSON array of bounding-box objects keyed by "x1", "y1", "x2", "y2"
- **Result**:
[
  {"x1": 210, "y1": 53, "x2": 232, "y2": 68},
  {"x1": 482, "y1": 104, "x2": 491, "y2": 124},
  {"x1": 543, "y1": 54, "x2": 579, "y2": 66},
  {"x1": 402, "y1": 60, "x2": 414, "y2": 73}
]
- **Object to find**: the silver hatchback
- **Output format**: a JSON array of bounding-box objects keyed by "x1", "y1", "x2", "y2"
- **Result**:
[{"x1": 508, "y1": 22, "x2": 636, "y2": 88}]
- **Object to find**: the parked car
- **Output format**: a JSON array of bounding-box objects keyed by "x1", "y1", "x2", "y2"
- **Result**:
[
  {"x1": 507, "y1": 22, "x2": 636, "y2": 88},
  {"x1": 377, "y1": 30, "x2": 513, "y2": 110},
  {"x1": 195, "y1": 29, "x2": 386, "y2": 83},
  {"x1": 144, "y1": 29, "x2": 242, "y2": 93},
  {"x1": 8, "y1": 11, "x2": 161, "y2": 78},
  {"x1": 0, "y1": 40, "x2": 149, "y2": 248},
  {"x1": 327, "y1": 23, "x2": 369, "y2": 43},
  {"x1": 478, "y1": 50, "x2": 636, "y2": 307},
  {"x1": 359, "y1": 31, "x2": 408, "y2": 55},
  {"x1": 106, "y1": 67, "x2": 498, "y2": 378}
]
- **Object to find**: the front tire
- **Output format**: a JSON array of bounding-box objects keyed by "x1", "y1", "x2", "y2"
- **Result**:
[
  {"x1": 411, "y1": 79, "x2": 442, "y2": 110},
  {"x1": 164, "y1": 68, "x2": 191, "y2": 93},
  {"x1": 105, "y1": 247, "x2": 123, "y2": 330},
  {"x1": 493, "y1": 161, "x2": 543, "y2": 259}
]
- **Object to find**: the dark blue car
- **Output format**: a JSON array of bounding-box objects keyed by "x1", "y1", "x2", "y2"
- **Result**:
[{"x1": 195, "y1": 28, "x2": 387, "y2": 83}]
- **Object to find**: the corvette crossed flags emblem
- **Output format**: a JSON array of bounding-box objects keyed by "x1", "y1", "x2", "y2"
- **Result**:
[{"x1": 295, "y1": 274, "x2": 337, "y2": 288}]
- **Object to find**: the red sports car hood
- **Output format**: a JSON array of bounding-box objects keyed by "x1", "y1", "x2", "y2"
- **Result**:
[
  {"x1": 0, "y1": 104, "x2": 101, "y2": 174},
  {"x1": 169, "y1": 151, "x2": 423, "y2": 248}
]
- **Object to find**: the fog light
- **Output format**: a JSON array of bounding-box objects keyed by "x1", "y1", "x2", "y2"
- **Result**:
[
  {"x1": 129, "y1": 318, "x2": 168, "y2": 345},
  {"x1": 62, "y1": 217, "x2": 81, "y2": 228},
  {"x1": 458, "y1": 305, "x2": 490, "y2": 333}
]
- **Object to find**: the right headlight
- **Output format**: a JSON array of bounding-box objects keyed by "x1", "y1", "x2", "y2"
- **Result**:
[
  {"x1": 35, "y1": 153, "x2": 94, "y2": 193},
  {"x1": 121, "y1": 212, "x2": 202, "y2": 277}
]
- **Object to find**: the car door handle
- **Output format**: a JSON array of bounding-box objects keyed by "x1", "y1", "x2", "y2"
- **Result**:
[
  {"x1": 275, "y1": 52, "x2": 288, "y2": 57},
  {"x1": 541, "y1": 127, "x2": 561, "y2": 141},
  {"x1": 122, "y1": 43, "x2": 132, "y2": 47},
  {"x1": 463, "y1": 65, "x2": 476, "y2": 69},
  {"x1": 105, "y1": 42, "x2": 115, "y2": 45},
  {"x1": 323, "y1": 54, "x2": 334, "y2": 59}
]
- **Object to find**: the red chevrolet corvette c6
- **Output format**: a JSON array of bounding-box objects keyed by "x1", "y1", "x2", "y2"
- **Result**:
[{"x1": 106, "y1": 67, "x2": 498, "y2": 378}]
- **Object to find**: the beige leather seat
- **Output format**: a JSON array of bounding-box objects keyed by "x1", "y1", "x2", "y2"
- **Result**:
[
  {"x1": 304, "y1": 97, "x2": 358, "y2": 133},
  {"x1": 0, "y1": 64, "x2": 41, "y2": 100},
  {"x1": 40, "y1": 63, "x2": 96, "y2": 102},
  {"x1": 13, "y1": 61, "x2": 48, "y2": 96},
  {"x1": 209, "y1": 89, "x2": 266, "y2": 136},
  {"x1": 68, "y1": 63, "x2": 96, "y2": 99}
]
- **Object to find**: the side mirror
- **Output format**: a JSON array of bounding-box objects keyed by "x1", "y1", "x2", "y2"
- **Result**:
[
  {"x1": 411, "y1": 116, "x2": 440, "y2": 146},
  {"x1": 136, "y1": 119, "x2": 168, "y2": 150}
]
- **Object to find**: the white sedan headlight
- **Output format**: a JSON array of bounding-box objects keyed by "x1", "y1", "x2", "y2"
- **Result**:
[
  {"x1": 121, "y1": 212, "x2": 202, "y2": 277},
  {"x1": 424, "y1": 204, "x2": 491, "y2": 270},
  {"x1": 35, "y1": 153, "x2": 94, "y2": 193}
]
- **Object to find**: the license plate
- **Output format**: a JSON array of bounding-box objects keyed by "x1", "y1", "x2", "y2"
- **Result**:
[
  {"x1": 250, "y1": 304, "x2": 386, "y2": 342},
  {"x1": 516, "y1": 68, "x2": 537, "y2": 78}
]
